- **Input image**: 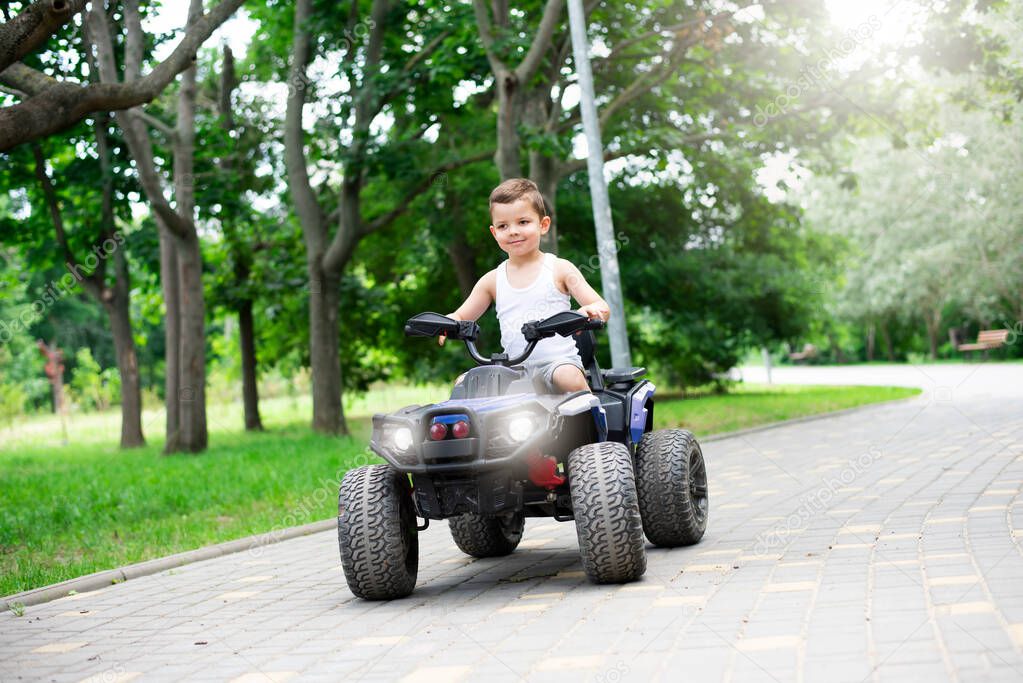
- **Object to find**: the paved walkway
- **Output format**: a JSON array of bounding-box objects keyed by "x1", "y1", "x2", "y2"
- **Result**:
[{"x1": 2, "y1": 363, "x2": 1022, "y2": 682}]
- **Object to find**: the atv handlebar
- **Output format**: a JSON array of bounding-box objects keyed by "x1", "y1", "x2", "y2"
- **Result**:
[{"x1": 404, "y1": 310, "x2": 605, "y2": 366}]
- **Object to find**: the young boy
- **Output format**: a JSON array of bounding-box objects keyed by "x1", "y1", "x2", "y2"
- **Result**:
[{"x1": 440, "y1": 178, "x2": 610, "y2": 394}]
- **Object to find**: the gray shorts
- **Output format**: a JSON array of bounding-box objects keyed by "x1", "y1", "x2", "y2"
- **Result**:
[{"x1": 520, "y1": 357, "x2": 585, "y2": 393}]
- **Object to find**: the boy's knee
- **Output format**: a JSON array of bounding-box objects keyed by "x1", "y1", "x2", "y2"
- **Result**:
[
  {"x1": 455, "y1": 371, "x2": 468, "y2": 385},
  {"x1": 552, "y1": 364, "x2": 589, "y2": 393}
]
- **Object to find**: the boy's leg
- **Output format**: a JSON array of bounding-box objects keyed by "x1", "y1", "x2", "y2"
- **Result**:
[{"x1": 549, "y1": 362, "x2": 590, "y2": 393}]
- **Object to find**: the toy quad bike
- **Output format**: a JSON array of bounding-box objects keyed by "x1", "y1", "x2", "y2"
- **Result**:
[{"x1": 337, "y1": 310, "x2": 708, "y2": 600}]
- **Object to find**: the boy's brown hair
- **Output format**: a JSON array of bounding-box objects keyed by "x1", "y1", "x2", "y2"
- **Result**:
[{"x1": 489, "y1": 178, "x2": 548, "y2": 220}]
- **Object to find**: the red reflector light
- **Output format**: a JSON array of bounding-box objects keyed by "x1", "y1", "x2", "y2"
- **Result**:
[
  {"x1": 452, "y1": 420, "x2": 470, "y2": 438},
  {"x1": 429, "y1": 423, "x2": 448, "y2": 441}
]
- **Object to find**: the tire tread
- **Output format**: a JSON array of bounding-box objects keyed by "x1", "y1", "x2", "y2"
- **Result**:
[
  {"x1": 337, "y1": 464, "x2": 418, "y2": 600},
  {"x1": 568, "y1": 441, "x2": 647, "y2": 583},
  {"x1": 635, "y1": 428, "x2": 708, "y2": 547}
]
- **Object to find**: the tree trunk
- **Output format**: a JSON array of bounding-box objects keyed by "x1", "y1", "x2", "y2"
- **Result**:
[
  {"x1": 526, "y1": 89, "x2": 560, "y2": 254},
  {"x1": 495, "y1": 70, "x2": 521, "y2": 179},
  {"x1": 531, "y1": 149, "x2": 559, "y2": 254},
  {"x1": 880, "y1": 319, "x2": 895, "y2": 361},
  {"x1": 924, "y1": 309, "x2": 941, "y2": 361},
  {"x1": 166, "y1": 0, "x2": 208, "y2": 453},
  {"x1": 104, "y1": 253, "x2": 145, "y2": 448},
  {"x1": 174, "y1": 232, "x2": 208, "y2": 452},
  {"x1": 865, "y1": 322, "x2": 875, "y2": 362},
  {"x1": 308, "y1": 262, "x2": 345, "y2": 434},
  {"x1": 97, "y1": 115, "x2": 144, "y2": 448},
  {"x1": 238, "y1": 297, "x2": 263, "y2": 431},
  {"x1": 828, "y1": 332, "x2": 845, "y2": 363},
  {"x1": 158, "y1": 223, "x2": 182, "y2": 450},
  {"x1": 218, "y1": 45, "x2": 262, "y2": 432},
  {"x1": 448, "y1": 240, "x2": 478, "y2": 300}
]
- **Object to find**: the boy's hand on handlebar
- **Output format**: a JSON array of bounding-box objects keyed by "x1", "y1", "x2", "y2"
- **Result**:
[
  {"x1": 577, "y1": 303, "x2": 610, "y2": 323},
  {"x1": 438, "y1": 312, "x2": 460, "y2": 346}
]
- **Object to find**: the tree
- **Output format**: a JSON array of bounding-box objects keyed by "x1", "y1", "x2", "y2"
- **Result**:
[
  {"x1": 0, "y1": 114, "x2": 146, "y2": 447},
  {"x1": 0, "y1": 0, "x2": 246, "y2": 151},
  {"x1": 198, "y1": 46, "x2": 283, "y2": 431},
  {"x1": 282, "y1": 0, "x2": 489, "y2": 434},
  {"x1": 91, "y1": 0, "x2": 209, "y2": 452}
]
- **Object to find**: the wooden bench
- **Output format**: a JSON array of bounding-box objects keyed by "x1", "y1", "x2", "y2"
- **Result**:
[
  {"x1": 957, "y1": 329, "x2": 1010, "y2": 355},
  {"x1": 788, "y1": 343, "x2": 817, "y2": 363}
]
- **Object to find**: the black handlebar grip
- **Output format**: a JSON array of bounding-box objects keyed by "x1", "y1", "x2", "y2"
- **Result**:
[
  {"x1": 404, "y1": 324, "x2": 433, "y2": 337},
  {"x1": 583, "y1": 318, "x2": 606, "y2": 330}
]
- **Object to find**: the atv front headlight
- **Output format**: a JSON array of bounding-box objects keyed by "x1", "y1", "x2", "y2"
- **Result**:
[
  {"x1": 507, "y1": 414, "x2": 535, "y2": 443},
  {"x1": 393, "y1": 426, "x2": 414, "y2": 451}
]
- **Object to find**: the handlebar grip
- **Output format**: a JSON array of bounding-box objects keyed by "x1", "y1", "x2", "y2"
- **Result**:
[
  {"x1": 404, "y1": 325, "x2": 434, "y2": 337},
  {"x1": 583, "y1": 318, "x2": 606, "y2": 330}
]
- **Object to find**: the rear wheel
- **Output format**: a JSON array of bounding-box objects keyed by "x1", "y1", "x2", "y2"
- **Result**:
[
  {"x1": 635, "y1": 429, "x2": 708, "y2": 547},
  {"x1": 449, "y1": 512, "x2": 524, "y2": 557},
  {"x1": 337, "y1": 464, "x2": 418, "y2": 600},
  {"x1": 568, "y1": 441, "x2": 647, "y2": 583}
]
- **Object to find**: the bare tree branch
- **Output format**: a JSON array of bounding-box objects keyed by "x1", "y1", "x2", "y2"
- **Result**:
[
  {"x1": 0, "y1": 0, "x2": 245, "y2": 151},
  {"x1": 88, "y1": 0, "x2": 192, "y2": 239},
  {"x1": 284, "y1": 0, "x2": 327, "y2": 254},
  {"x1": 472, "y1": 0, "x2": 509, "y2": 76},
  {"x1": 514, "y1": 0, "x2": 565, "y2": 84},
  {"x1": 0, "y1": 0, "x2": 88, "y2": 73},
  {"x1": 31, "y1": 141, "x2": 107, "y2": 298},
  {"x1": 136, "y1": 109, "x2": 175, "y2": 138}
]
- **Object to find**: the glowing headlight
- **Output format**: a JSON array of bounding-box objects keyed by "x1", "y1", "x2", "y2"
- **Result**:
[
  {"x1": 507, "y1": 415, "x2": 535, "y2": 443},
  {"x1": 393, "y1": 426, "x2": 413, "y2": 451}
]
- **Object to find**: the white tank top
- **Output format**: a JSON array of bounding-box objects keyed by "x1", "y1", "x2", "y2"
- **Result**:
[{"x1": 496, "y1": 252, "x2": 582, "y2": 364}]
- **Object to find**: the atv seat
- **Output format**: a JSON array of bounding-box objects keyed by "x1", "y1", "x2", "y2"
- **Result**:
[
  {"x1": 573, "y1": 329, "x2": 647, "y2": 391},
  {"x1": 602, "y1": 367, "x2": 647, "y2": 384}
]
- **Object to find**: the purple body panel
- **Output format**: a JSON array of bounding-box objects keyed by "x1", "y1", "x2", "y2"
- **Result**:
[{"x1": 629, "y1": 382, "x2": 656, "y2": 444}]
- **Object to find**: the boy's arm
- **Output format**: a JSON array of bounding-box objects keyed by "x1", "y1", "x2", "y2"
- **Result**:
[
  {"x1": 559, "y1": 259, "x2": 611, "y2": 322},
  {"x1": 439, "y1": 270, "x2": 496, "y2": 345}
]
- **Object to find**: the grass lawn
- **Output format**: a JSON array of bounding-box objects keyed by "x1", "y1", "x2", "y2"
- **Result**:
[{"x1": 0, "y1": 381, "x2": 919, "y2": 598}]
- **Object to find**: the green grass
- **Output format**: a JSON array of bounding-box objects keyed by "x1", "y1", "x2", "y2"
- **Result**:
[
  {"x1": 655, "y1": 383, "x2": 919, "y2": 435},
  {"x1": 0, "y1": 381, "x2": 919, "y2": 597}
]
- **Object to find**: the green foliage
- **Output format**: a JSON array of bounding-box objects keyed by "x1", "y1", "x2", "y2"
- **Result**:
[
  {"x1": 0, "y1": 381, "x2": 26, "y2": 428},
  {"x1": 554, "y1": 163, "x2": 835, "y2": 387},
  {"x1": 69, "y1": 348, "x2": 120, "y2": 413}
]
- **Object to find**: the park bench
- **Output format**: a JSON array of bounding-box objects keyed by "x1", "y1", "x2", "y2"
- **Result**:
[
  {"x1": 788, "y1": 343, "x2": 817, "y2": 363},
  {"x1": 956, "y1": 329, "x2": 1010, "y2": 357}
]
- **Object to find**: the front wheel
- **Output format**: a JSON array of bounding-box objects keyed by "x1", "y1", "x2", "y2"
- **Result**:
[
  {"x1": 338, "y1": 464, "x2": 418, "y2": 600},
  {"x1": 449, "y1": 512, "x2": 524, "y2": 557},
  {"x1": 568, "y1": 441, "x2": 647, "y2": 583},
  {"x1": 635, "y1": 429, "x2": 708, "y2": 547}
]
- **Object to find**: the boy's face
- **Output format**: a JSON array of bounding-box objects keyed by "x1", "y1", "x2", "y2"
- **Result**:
[{"x1": 489, "y1": 199, "x2": 550, "y2": 257}]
